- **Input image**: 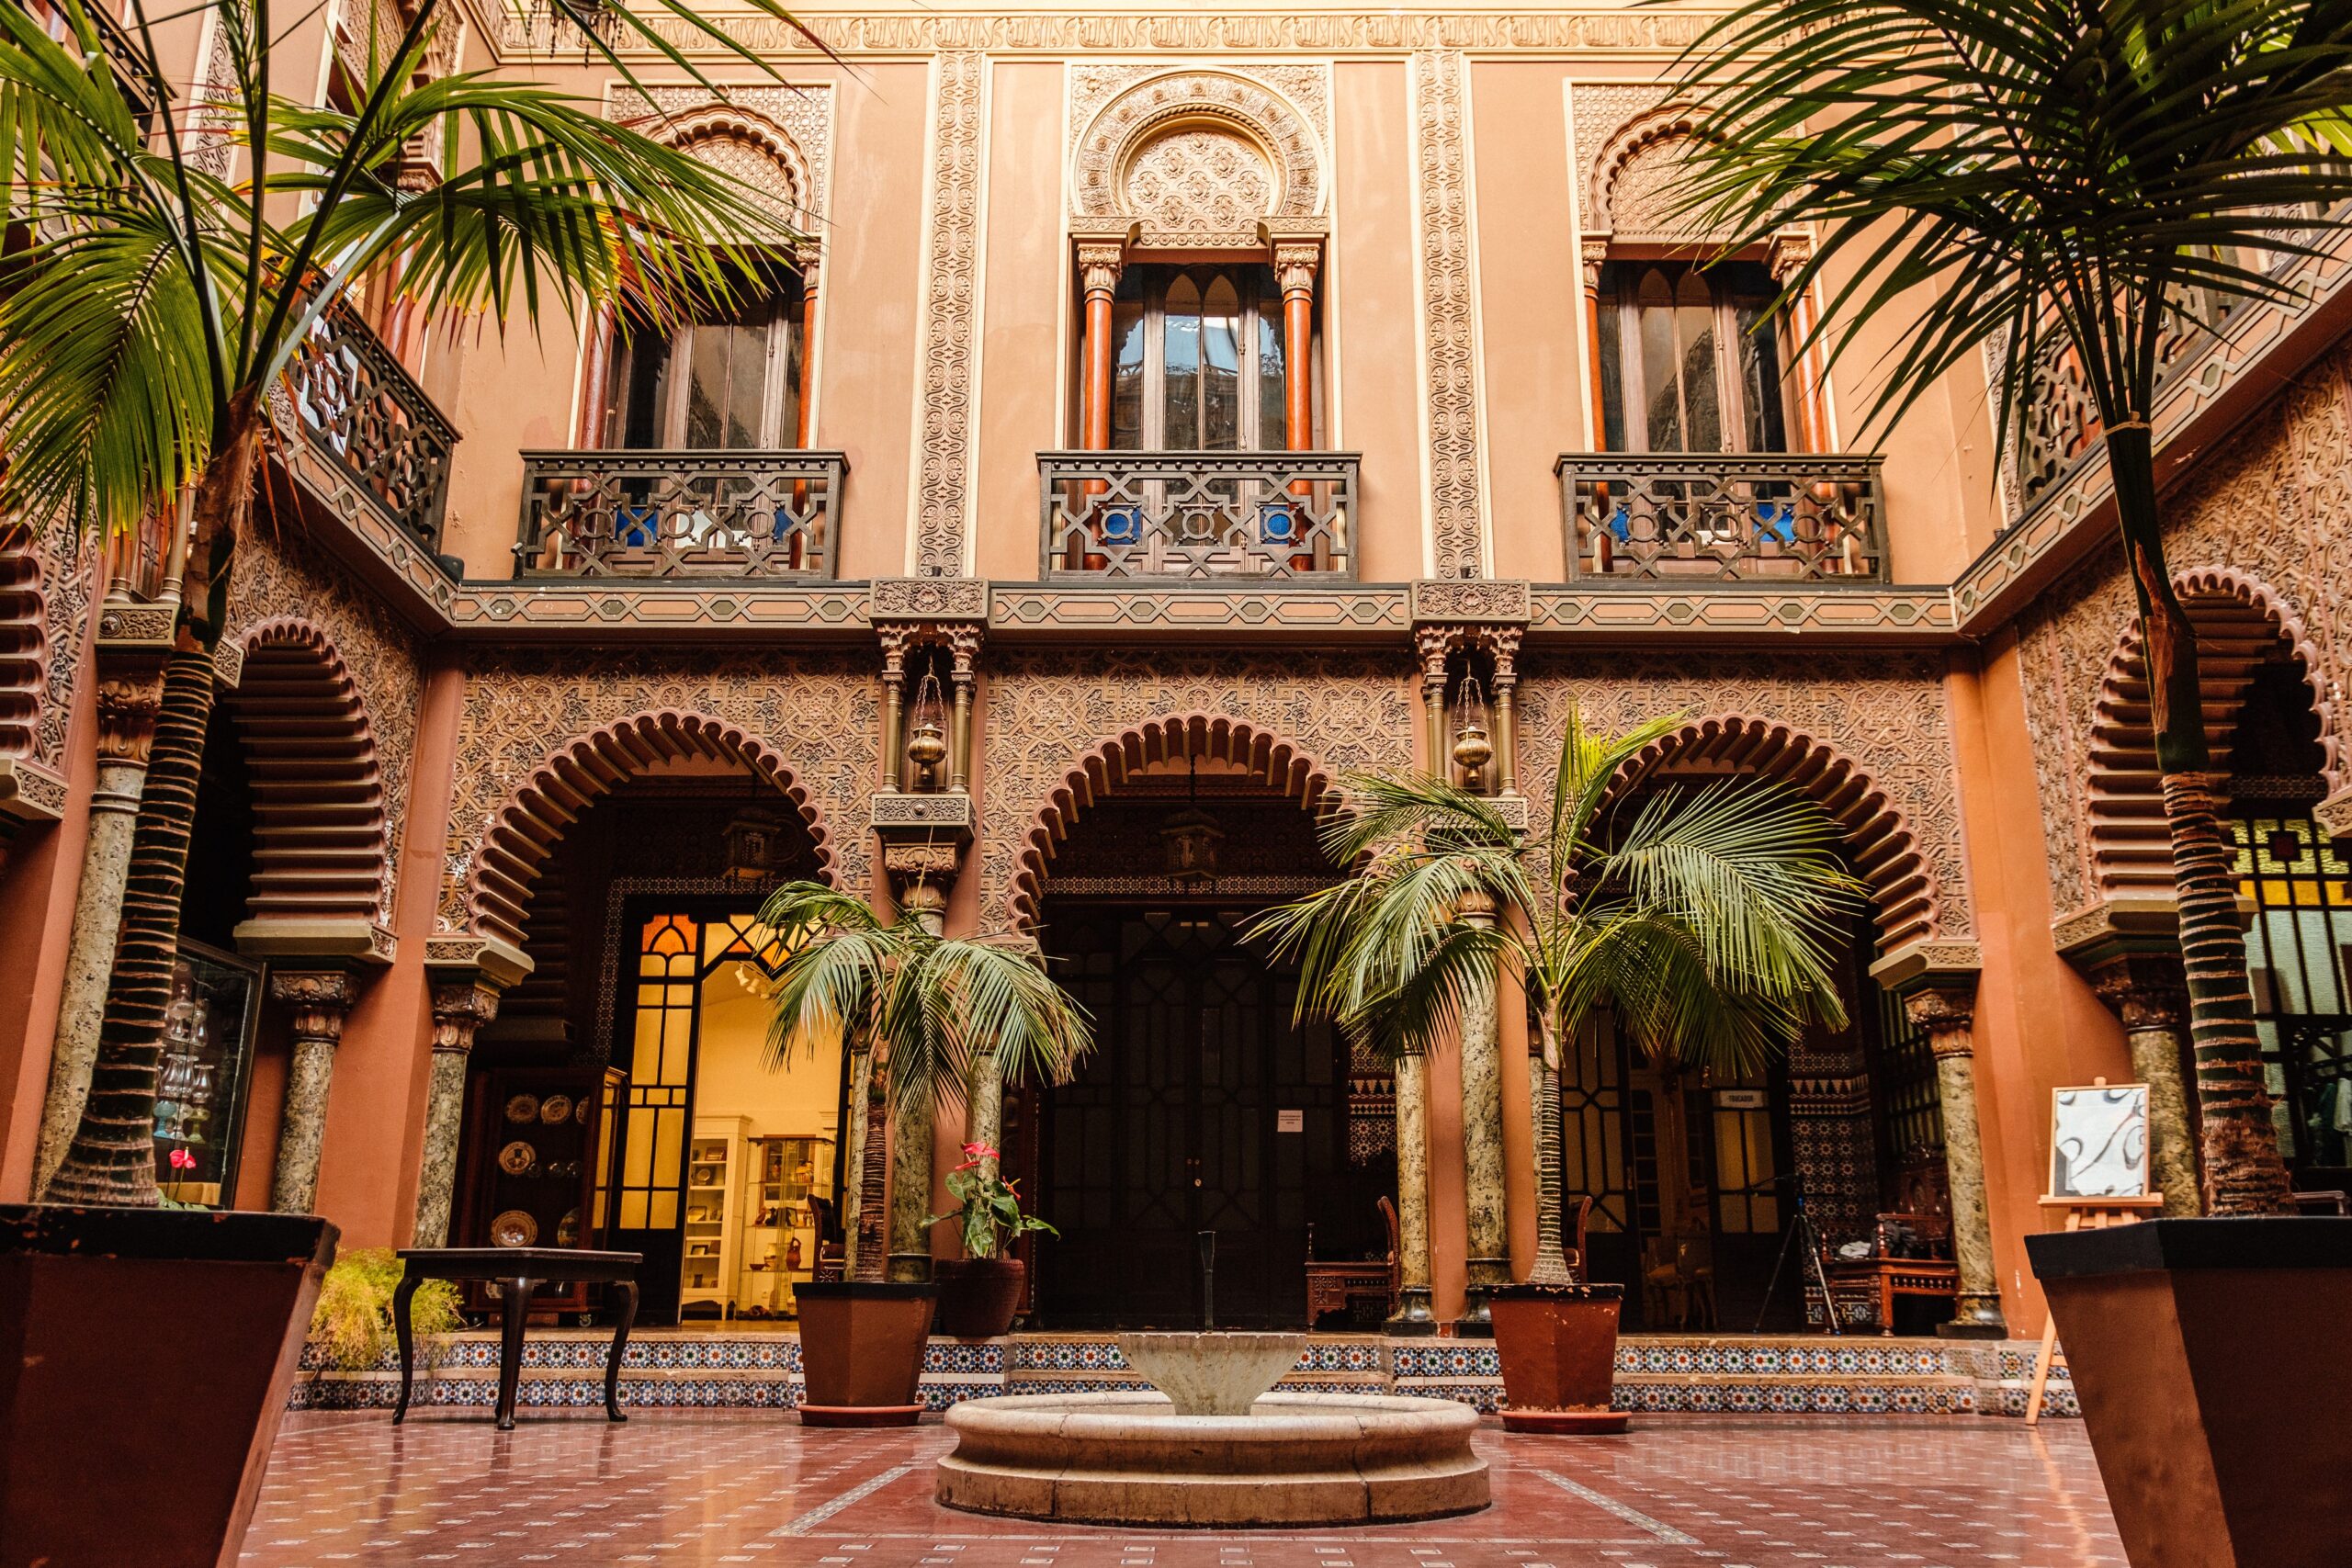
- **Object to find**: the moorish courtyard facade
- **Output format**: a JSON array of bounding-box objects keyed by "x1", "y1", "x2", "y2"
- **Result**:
[{"x1": 2, "y1": 0, "x2": 2348, "y2": 1393}]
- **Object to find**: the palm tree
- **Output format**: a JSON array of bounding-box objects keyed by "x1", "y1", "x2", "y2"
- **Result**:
[
  {"x1": 9, "y1": 0, "x2": 820, "y2": 1203},
  {"x1": 1250, "y1": 705, "x2": 1860, "y2": 1283},
  {"x1": 1671, "y1": 0, "x2": 2352, "y2": 1213},
  {"x1": 755, "y1": 882, "x2": 1093, "y2": 1282}
]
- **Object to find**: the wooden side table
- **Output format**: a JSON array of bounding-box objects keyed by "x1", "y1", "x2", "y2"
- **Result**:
[{"x1": 392, "y1": 1247, "x2": 642, "y2": 1430}]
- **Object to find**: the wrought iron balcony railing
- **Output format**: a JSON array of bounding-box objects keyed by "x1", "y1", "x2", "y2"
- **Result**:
[
  {"x1": 281, "y1": 304, "x2": 458, "y2": 553},
  {"x1": 1039, "y1": 451, "x2": 1358, "y2": 580},
  {"x1": 1557, "y1": 453, "x2": 1888, "y2": 583},
  {"x1": 515, "y1": 450, "x2": 845, "y2": 579}
]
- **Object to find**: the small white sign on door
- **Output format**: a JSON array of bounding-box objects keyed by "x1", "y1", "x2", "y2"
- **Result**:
[{"x1": 1277, "y1": 1109, "x2": 1304, "y2": 1134}]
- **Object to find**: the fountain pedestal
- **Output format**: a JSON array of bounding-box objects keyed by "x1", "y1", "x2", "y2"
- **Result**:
[{"x1": 934, "y1": 1332, "x2": 1490, "y2": 1528}]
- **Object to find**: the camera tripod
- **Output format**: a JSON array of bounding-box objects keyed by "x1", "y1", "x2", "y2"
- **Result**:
[{"x1": 1741, "y1": 1174, "x2": 1844, "y2": 1335}]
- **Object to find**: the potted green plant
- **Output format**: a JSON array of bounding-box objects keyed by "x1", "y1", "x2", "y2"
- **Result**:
[
  {"x1": 759, "y1": 883, "x2": 1091, "y2": 1424},
  {"x1": 930, "y1": 1141, "x2": 1057, "y2": 1337},
  {"x1": 307, "y1": 1248, "x2": 463, "y2": 1375},
  {"x1": 0, "y1": 0, "x2": 813, "y2": 1559},
  {"x1": 1675, "y1": 0, "x2": 2352, "y2": 1552},
  {"x1": 1252, "y1": 705, "x2": 1856, "y2": 1433}
]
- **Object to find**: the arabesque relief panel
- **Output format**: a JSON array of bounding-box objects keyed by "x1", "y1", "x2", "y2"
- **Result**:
[
  {"x1": 2013, "y1": 335, "x2": 2352, "y2": 917},
  {"x1": 227, "y1": 529, "x2": 424, "y2": 926},
  {"x1": 435, "y1": 649, "x2": 878, "y2": 932},
  {"x1": 978, "y1": 649, "x2": 1417, "y2": 926},
  {"x1": 1514, "y1": 649, "x2": 1974, "y2": 942}
]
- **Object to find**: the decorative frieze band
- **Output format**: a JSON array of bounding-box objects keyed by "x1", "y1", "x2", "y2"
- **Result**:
[
  {"x1": 492, "y1": 8, "x2": 1717, "y2": 62},
  {"x1": 909, "y1": 51, "x2": 989, "y2": 578},
  {"x1": 1409, "y1": 51, "x2": 1487, "y2": 580}
]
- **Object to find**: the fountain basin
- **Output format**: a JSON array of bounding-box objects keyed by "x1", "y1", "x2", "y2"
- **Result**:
[{"x1": 935, "y1": 1391, "x2": 1490, "y2": 1527}]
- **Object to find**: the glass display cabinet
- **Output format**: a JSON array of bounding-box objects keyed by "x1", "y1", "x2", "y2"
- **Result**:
[{"x1": 153, "y1": 940, "x2": 262, "y2": 1208}]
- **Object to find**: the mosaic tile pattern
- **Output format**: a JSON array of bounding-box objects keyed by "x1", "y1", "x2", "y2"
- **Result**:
[
  {"x1": 239, "y1": 1413, "x2": 2128, "y2": 1567},
  {"x1": 288, "y1": 1330, "x2": 2075, "y2": 1418}
]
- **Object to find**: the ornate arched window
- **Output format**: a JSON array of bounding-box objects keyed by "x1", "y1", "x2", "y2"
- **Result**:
[
  {"x1": 1108, "y1": 265, "x2": 1291, "y2": 451},
  {"x1": 1595, "y1": 260, "x2": 1788, "y2": 454},
  {"x1": 602, "y1": 254, "x2": 806, "y2": 450}
]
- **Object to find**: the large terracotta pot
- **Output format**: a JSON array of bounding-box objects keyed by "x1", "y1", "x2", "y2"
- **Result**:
[
  {"x1": 0, "y1": 1204, "x2": 337, "y2": 1568},
  {"x1": 795, "y1": 1280, "x2": 938, "y2": 1427},
  {"x1": 933, "y1": 1257, "x2": 1026, "y2": 1339},
  {"x1": 2027, "y1": 1217, "x2": 2352, "y2": 1568},
  {"x1": 1487, "y1": 1281, "x2": 1628, "y2": 1434}
]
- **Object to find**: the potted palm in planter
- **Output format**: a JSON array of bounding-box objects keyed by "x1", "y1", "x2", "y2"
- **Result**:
[
  {"x1": 1676, "y1": 0, "x2": 2352, "y2": 1554},
  {"x1": 1252, "y1": 705, "x2": 1856, "y2": 1432},
  {"x1": 758, "y1": 884, "x2": 1090, "y2": 1422},
  {"x1": 0, "y1": 1, "x2": 809, "y2": 1561},
  {"x1": 930, "y1": 1141, "x2": 1058, "y2": 1337}
]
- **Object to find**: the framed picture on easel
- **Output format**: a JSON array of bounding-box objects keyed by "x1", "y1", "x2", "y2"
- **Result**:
[{"x1": 2048, "y1": 1081, "x2": 2153, "y2": 1200}]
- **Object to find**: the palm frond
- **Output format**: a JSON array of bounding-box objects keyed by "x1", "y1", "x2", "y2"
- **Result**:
[
  {"x1": 1672, "y1": 0, "x2": 2352, "y2": 442},
  {"x1": 1555, "y1": 908, "x2": 1809, "y2": 1078},
  {"x1": 1598, "y1": 777, "x2": 1861, "y2": 1008}
]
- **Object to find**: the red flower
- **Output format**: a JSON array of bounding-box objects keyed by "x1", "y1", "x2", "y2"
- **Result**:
[{"x1": 167, "y1": 1148, "x2": 196, "y2": 1171}]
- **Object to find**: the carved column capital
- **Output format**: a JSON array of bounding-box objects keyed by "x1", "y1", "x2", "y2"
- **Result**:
[
  {"x1": 427, "y1": 980, "x2": 501, "y2": 1055},
  {"x1": 1076, "y1": 241, "x2": 1126, "y2": 299},
  {"x1": 269, "y1": 968, "x2": 360, "y2": 1044},
  {"x1": 1902, "y1": 984, "x2": 1978, "y2": 1058},
  {"x1": 1765, "y1": 227, "x2": 1815, "y2": 284},
  {"x1": 92, "y1": 633, "x2": 173, "y2": 766},
  {"x1": 1272, "y1": 241, "x2": 1321, "y2": 298},
  {"x1": 1579, "y1": 234, "x2": 1611, "y2": 289},
  {"x1": 2086, "y1": 951, "x2": 2188, "y2": 1032}
]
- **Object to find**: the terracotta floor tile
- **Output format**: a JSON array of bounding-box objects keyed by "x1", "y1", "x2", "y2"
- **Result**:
[{"x1": 241, "y1": 1413, "x2": 2125, "y2": 1568}]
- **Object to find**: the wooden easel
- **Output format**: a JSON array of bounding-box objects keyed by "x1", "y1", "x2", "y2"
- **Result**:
[{"x1": 2023, "y1": 1190, "x2": 2164, "y2": 1425}]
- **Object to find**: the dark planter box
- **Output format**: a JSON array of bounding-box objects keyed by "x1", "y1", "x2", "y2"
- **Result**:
[
  {"x1": 0, "y1": 1204, "x2": 337, "y2": 1568},
  {"x1": 933, "y1": 1257, "x2": 1025, "y2": 1339},
  {"x1": 1488, "y1": 1281, "x2": 1627, "y2": 1434},
  {"x1": 2027, "y1": 1216, "x2": 2352, "y2": 1568},
  {"x1": 796, "y1": 1280, "x2": 937, "y2": 1427}
]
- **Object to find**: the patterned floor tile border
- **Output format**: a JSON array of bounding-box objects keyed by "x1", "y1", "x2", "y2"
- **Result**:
[{"x1": 290, "y1": 1328, "x2": 2074, "y2": 1416}]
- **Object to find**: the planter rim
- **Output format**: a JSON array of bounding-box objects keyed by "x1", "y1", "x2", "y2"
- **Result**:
[
  {"x1": 2026, "y1": 1215, "x2": 2352, "y2": 1278},
  {"x1": 0, "y1": 1204, "x2": 335, "y2": 1266},
  {"x1": 795, "y1": 1279, "x2": 941, "y2": 1301},
  {"x1": 1492, "y1": 1280, "x2": 1624, "y2": 1301}
]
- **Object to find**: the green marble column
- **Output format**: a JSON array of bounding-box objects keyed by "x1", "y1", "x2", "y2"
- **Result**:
[
  {"x1": 1904, "y1": 985, "x2": 2007, "y2": 1337},
  {"x1": 1456, "y1": 893, "x2": 1508, "y2": 1334},
  {"x1": 2087, "y1": 953, "x2": 2202, "y2": 1216},
  {"x1": 412, "y1": 980, "x2": 500, "y2": 1247},
  {"x1": 886, "y1": 1088, "x2": 936, "y2": 1284},
  {"x1": 840, "y1": 1040, "x2": 872, "y2": 1275},
  {"x1": 966, "y1": 1046, "x2": 1003, "y2": 1179},
  {"x1": 34, "y1": 634, "x2": 168, "y2": 1195},
  {"x1": 267, "y1": 969, "x2": 357, "y2": 1214},
  {"x1": 1387, "y1": 1045, "x2": 1439, "y2": 1334}
]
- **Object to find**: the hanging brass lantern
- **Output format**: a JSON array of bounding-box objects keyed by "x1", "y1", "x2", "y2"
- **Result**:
[
  {"x1": 904, "y1": 670, "x2": 950, "y2": 785},
  {"x1": 1161, "y1": 752, "x2": 1224, "y2": 884},
  {"x1": 1451, "y1": 672, "x2": 1494, "y2": 776},
  {"x1": 905, "y1": 716, "x2": 949, "y2": 771},
  {"x1": 1452, "y1": 716, "x2": 1494, "y2": 775}
]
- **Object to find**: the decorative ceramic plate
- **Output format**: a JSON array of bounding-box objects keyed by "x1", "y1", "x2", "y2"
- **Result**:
[
  {"x1": 491, "y1": 1209, "x2": 538, "y2": 1247},
  {"x1": 576, "y1": 1098, "x2": 592, "y2": 1124},
  {"x1": 497, "y1": 1140, "x2": 537, "y2": 1176},
  {"x1": 538, "y1": 1094, "x2": 572, "y2": 1124},
  {"x1": 555, "y1": 1209, "x2": 580, "y2": 1247},
  {"x1": 503, "y1": 1093, "x2": 538, "y2": 1124}
]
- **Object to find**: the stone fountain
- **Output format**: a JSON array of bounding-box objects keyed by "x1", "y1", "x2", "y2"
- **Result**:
[{"x1": 934, "y1": 1332, "x2": 1489, "y2": 1528}]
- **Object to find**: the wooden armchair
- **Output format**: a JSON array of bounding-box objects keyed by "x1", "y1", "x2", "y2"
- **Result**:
[{"x1": 1305, "y1": 1199, "x2": 1400, "y2": 1327}]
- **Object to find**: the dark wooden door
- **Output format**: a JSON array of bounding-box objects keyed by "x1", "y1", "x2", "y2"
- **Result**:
[{"x1": 1039, "y1": 908, "x2": 1341, "y2": 1328}]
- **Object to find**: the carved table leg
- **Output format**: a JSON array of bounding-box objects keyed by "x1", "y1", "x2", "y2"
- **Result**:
[
  {"x1": 605, "y1": 1280, "x2": 639, "y2": 1423},
  {"x1": 391, "y1": 1270, "x2": 422, "y2": 1424},
  {"x1": 496, "y1": 1277, "x2": 532, "y2": 1431}
]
